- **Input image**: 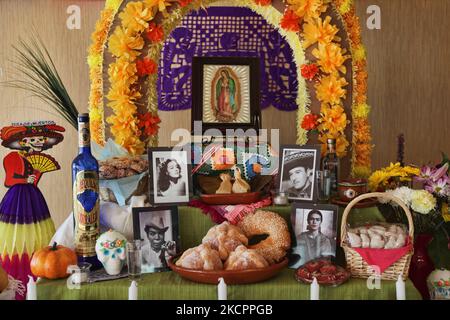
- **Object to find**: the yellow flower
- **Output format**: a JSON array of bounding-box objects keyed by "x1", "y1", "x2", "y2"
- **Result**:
[
  {"x1": 108, "y1": 58, "x2": 138, "y2": 87},
  {"x1": 106, "y1": 0, "x2": 122, "y2": 10},
  {"x1": 119, "y1": 2, "x2": 154, "y2": 33},
  {"x1": 315, "y1": 74, "x2": 347, "y2": 105},
  {"x1": 302, "y1": 16, "x2": 339, "y2": 49},
  {"x1": 411, "y1": 190, "x2": 436, "y2": 214},
  {"x1": 318, "y1": 104, "x2": 348, "y2": 135},
  {"x1": 368, "y1": 170, "x2": 390, "y2": 191},
  {"x1": 403, "y1": 165, "x2": 421, "y2": 177},
  {"x1": 108, "y1": 26, "x2": 144, "y2": 60},
  {"x1": 353, "y1": 44, "x2": 366, "y2": 62},
  {"x1": 318, "y1": 133, "x2": 349, "y2": 157},
  {"x1": 352, "y1": 165, "x2": 371, "y2": 179},
  {"x1": 352, "y1": 103, "x2": 370, "y2": 119},
  {"x1": 144, "y1": 0, "x2": 174, "y2": 16},
  {"x1": 287, "y1": 0, "x2": 325, "y2": 21},
  {"x1": 312, "y1": 43, "x2": 348, "y2": 74},
  {"x1": 87, "y1": 53, "x2": 102, "y2": 68}
]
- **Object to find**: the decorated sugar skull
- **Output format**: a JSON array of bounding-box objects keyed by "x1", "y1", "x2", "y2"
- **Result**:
[
  {"x1": 427, "y1": 268, "x2": 450, "y2": 300},
  {"x1": 95, "y1": 230, "x2": 127, "y2": 275}
]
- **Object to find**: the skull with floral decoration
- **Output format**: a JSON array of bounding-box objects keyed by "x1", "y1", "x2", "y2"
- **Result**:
[{"x1": 95, "y1": 230, "x2": 127, "y2": 275}]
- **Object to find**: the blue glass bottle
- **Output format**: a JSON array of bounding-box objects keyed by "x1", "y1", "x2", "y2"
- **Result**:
[{"x1": 72, "y1": 113, "x2": 102, "y2": 269}]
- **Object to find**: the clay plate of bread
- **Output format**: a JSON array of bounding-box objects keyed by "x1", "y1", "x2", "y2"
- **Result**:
[{"x1": 168, "y1": 255, "x2": 288, "y2": 285}]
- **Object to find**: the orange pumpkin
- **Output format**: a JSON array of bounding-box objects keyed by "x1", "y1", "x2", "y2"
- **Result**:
[
  {"x1": 30, "y1": 242, "x2": 77, "y2": 279},
  {"x1": 0, "y1": 264, "x2": 8, "y2": 292}
]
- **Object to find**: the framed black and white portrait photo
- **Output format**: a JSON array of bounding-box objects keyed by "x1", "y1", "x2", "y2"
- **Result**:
[
  {"x1": 289, "y1": 203, "x2": 338, "y2": 269},
  {"x1": 148, "y1": 147, "x2": 192, "y2": 205},
  {"x1": 278, "y1": 145, "x2": 321, "y2": 202},
  {"x1": 132, "y1": 206, "x2": 180, "y2": 273}
]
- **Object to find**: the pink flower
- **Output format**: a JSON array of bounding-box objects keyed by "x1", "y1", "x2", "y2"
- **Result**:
[
  {"x1": 425, "y1": 176, "x2": 450, "y2": 197},
  {"x1": 416, "y1": 163, "x2": 449, "y2": 183}
]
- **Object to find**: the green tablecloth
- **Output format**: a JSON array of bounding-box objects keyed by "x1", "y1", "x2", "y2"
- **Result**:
[
  {"x1": 36, "y1": 268, "x2": 421, "y2": 300},
  {"x1": 36, "y1": 205, "x2": 423, "y2": 300}
]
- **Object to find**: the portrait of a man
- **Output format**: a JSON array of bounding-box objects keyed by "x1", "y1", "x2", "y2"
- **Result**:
[
  {"x1": 279, "y1": 147, "x2": 319, "y2": 201},
  {"x1": 133, "y1": 207, "x2": 180, "y2": 273},
  {"x1": 290, "y1": 205, "x2": 338, "y2": 269}
]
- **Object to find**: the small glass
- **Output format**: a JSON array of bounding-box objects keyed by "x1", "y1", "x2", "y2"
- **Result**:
[
  {"x1": 316, "y1": 170, "x2": 331, "y2": 202},
  {"x1": 67, "y1": 262, "x2": 91, "y2": 285},
  {"x1": 127, "y1": 240, "x2": 142, "y2": 281}
]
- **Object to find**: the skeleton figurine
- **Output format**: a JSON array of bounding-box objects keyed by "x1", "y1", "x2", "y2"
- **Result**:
[
  {"x1": 95, "y1": 230, "x2": 127, "y2": 275},
  {"x1": 0, "y1": 122, "x2": 65, "y2": 299}
]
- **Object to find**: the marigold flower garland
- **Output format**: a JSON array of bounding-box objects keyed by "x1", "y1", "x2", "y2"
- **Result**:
[
  {"x1": 89, "y1": 0, "x2": 309, "y2": 153},
  {"x1": 281, "y1": 0, "x2": 372, "y2": 177}
]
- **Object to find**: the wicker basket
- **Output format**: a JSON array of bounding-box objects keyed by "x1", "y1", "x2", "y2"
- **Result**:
[{"x1": 340, "y1": 192, "x2": 414, "y2": 280}]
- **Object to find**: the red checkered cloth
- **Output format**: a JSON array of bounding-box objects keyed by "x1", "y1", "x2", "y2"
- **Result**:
[{"x1": 188, "y1": 197, "x2": 272, "y2": 225}]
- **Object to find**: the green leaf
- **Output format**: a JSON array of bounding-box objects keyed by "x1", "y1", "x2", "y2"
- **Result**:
[{"x1": 1, "y1": 31, "x2": 79, "y2": 129}]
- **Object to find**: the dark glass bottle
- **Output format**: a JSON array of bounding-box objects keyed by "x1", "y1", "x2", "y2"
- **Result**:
[
  {"x1": 72, "y1": 113, "x2": 101, "y2": 269},
  {"x1": 322, "y1": 138, "x2": 339, "y2": 196}
]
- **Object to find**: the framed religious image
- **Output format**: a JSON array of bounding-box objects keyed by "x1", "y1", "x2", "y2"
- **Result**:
[
  {"x1": 148, "y1": 147, "x2": 192, "y2": 205},
  {"x1": 191, "y1": 56, "x2": 261, "y2": 134},
  {"x1": 132, "y1": 206, "x2": 180, "y2": 273},
  {"x1": 289, "y1": 203, "x2": 338, "y2": 269},
  {"x1": 278, "y1": 145, "x2": 321, "y2": 202}
]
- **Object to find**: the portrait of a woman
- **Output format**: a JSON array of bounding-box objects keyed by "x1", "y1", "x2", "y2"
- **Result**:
[
  {"x1": 215, "y1": 68, "x2": 238, "y2": 121},
  {"x1": 157, "y1": 158, "x2": 186, "y2": 197}
]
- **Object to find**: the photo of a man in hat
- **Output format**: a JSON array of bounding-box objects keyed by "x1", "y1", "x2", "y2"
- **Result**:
[
  {"x1": 141, "y1": 214, "x2": 177, "y2": 272},
  {"x1": 279, "y1": 148, "x2": 317, "y2": 201}
]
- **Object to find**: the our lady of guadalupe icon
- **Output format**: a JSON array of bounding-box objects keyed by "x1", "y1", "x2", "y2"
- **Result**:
[
  {"x1": 212, "y1": 67, "x2": 241, "y2": 122},
  {"x1": 0, "y1": 121, "x2": 65, "y2": 299}
]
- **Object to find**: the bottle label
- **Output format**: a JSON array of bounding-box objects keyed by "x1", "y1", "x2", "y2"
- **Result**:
[
  {"x1": 73, "y1": 170, "x2": 99, "y2": 257},
  {"x1": 78, "y1": 122, "x2": 90, "y2": 148}
]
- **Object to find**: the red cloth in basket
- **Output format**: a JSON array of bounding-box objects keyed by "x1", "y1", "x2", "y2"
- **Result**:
[{"x1": 351, "y1": 238, "x2": 413, "y2": 274}]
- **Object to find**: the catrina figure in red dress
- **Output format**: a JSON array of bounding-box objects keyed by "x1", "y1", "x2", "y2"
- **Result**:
[{"x1": 0, "y1": 122, "x2": 65, "y2": 299}]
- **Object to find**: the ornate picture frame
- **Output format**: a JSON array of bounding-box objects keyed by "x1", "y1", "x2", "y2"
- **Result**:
[{"x1": 191, "y1": 56, "x2": 261, "y2": 134}]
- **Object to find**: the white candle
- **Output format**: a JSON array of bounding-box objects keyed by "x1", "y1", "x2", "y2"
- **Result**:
[
  {"x1": 396, "y1": 275, "x2": 406, "y2": 300},
  {"x1": 218, "y1": 277, "x2": 227, "y2": 300},
  {"x1": 310, "y1": 277, "x2": 319, "y2": 300},
  {"x1": 128, "y1": 280, "x2": 138, "y2": 300},
  {"x1": 26, "y1": 276, "x2": 37, "y2": 300}
]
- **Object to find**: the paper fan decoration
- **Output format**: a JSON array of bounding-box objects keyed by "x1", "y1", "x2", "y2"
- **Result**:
[{"x1": 25, "y1": 153, "x2": 60, "y2": 173}]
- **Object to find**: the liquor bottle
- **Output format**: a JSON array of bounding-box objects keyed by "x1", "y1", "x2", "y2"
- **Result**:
[
  {"x1": 72, "y1": 113, "x2": 101, "y2": 269},
  {"x1": 322, "y1": 138, "x2": 339, "y2": 196}
]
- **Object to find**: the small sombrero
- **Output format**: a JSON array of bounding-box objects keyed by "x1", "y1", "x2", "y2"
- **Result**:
[
  {"x1": 144, "y1": 216, "x2": 169, "y2": 233},
  {"x1": 0, "y1": 122, "x2": 65, "y2": 151},
  {"x1": 282, "y1": 151, "x2": 315, "y2": 180}
]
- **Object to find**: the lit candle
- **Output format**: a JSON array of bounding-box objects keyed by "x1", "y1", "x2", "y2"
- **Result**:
[
  {"x1": 128, "y1": 280, "x2": 138, "y2": 300},
  {"x1": 218, "y1": 277, "x2": 227, "y2": 300},
  {"x1": 26, "y1": 276, "x2": 37, "y2": 300},
  {"x1": 396, "y1": 275, "x2": 406, "y2": 300},
  {"x1": 310, "y1": 277, "x2": 319, "y2": 300}
]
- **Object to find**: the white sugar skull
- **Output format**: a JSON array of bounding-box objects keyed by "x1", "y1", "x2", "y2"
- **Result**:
[{"x1": 95, "y1": 230, "x2": 127, "y2": 275}]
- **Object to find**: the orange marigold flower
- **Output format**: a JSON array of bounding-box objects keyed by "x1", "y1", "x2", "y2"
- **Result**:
[
  {"x1": 287, "y1": 0, "x2": 325, "y2": 22},
  {"x1": 355, "y1": 93, "x2": 367, "y2": 104},
  {"x1": 108, "y1": 26, "x2": 144, "y2": 60},
  {"x1": 302, "y1": 16, "x2": 339, "y2": 49},
  {"x1": 315, "y1": 74, "x2": 348, "y2": 105},
  {"x1": 312, "y1": 43, "x2": 348, "y2": 74},
  {"x1": 119, "y1": 2, "x2": 153, "y2": 33},
  {"x1": 301, "y1": 113, "x2": 320, "y2": 130},
  {"x1": 280, "y1": 10, "x2": 301, "y2": 32},
  {"x1": 138, "y1": 112, "x2": 161, "y2": 137},
  {"x1": 318, "y1": 104, "x2": 348, "y2": 135},
  {"x1": 108, "y1": 58, "x2": 138, "y2": 86},
  {"x1": 301, "y1": 63, "x2": 319, "y2": 80},
  {"x1": 145, "y1": 22, "x2": 164, "y2": 43},
  {"x1": 136, "y1": 57, "x2": 158, "y2": 76},
  {"x1": 144, "y1": 0, "x2": 174, "y2": 16}
]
